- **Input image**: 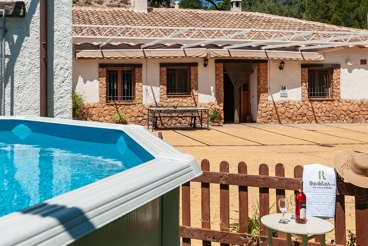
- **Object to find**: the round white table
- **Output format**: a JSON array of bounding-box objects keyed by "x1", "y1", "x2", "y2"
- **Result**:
[{"x1": 261, "y1": 213, "x2": 334, "y2": 246}]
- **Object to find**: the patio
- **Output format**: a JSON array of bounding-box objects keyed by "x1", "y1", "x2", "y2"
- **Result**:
[{"x1": 151, "y1": 123, "x2": 368, "y2": 245}]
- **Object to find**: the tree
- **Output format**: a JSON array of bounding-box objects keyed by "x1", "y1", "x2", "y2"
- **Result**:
[
  {"x1": 148, "y1": 0, "x2": 171, "y2": 7},
  {"x1": 205, "y1": 0, "x2": 226, "y2": 10},
  {"x1": 303, "y1": 0, "x2": 368, "y2": 29},
  {"x1": 180, "y1": 0, "x2": 204, "y2": 9},
  {"x1": 252, "y1": 0, "x2": 303, "y2": 19},
  {"x1": 242, "y1": 0, "x2": 257, "y2": 11}
]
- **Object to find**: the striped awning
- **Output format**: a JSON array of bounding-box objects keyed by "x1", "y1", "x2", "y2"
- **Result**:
[
  {"x1": 265, "y1": 50, "x2": 324, "y2": 61},
  {"x1": 75, "y1": 49, "x2": 145, "y2": 59},
  {"x1": 75, "y1": 48, "x2": 324, "y2": 61},
  {"x1": 76, "y1": 48, "x2": 207, "y2": 59}
]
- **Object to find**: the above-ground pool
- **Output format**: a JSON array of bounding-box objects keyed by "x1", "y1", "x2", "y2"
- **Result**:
[
  {"x1": 0, "y1": 120, "x2": 154, "y2": 217},
  {"x1": 0, "y1": 116, "x2": 202, "y2": 245}
]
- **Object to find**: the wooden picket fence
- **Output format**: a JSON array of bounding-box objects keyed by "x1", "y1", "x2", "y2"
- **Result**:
[{"x1": 179, "y1": 160, "x2": 368, "y2": 246}]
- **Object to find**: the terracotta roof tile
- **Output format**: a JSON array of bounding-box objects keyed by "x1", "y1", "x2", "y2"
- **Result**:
[{"x1": 73, "y1": 7, "x2": 361, "y2": 33}]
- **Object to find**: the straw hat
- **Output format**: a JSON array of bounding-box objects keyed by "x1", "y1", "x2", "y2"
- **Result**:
[{"x1": 334, "y1": 150, "x2": 368, "y2": 188}]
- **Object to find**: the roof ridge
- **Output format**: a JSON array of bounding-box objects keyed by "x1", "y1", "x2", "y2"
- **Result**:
[{"x1": 72, "y1": 7, "x2": 366, "y2": 33}]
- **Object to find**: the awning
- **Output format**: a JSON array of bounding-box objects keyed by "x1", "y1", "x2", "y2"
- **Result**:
[
  {"x1": 265, "y1": 50, "x2": 324, "y2": 61},
  {"x1": 144, "y1": 49, "x2": 185, "y2": 58},
  {"x1": 103, "y1": 49, "x2": 145, "y2": 58},
  {"x1": 229, "y1": 50, "x2": 268, "y2": 59},
  {"x1": 143, "y1": 49, "x2": 207, "y2": 58},
  {"x1": 144, "y1": 49, "x2": 186, "y2": 58},
  {"x1": 75, "y1": 50, "x2": 103, "y2": 59},
  {"x1": 75, "y1": 49, "x2": 145, "y2": 59},
  {"x1": 301, "y1": 52, "x2": 324, "y2": 61},
  {"x1": 266, "y1": 50, "x2": 304, "y2": 60},
  {"x1": 208, "y1": 49, "x2": 230, "y2": 58},
  {"x1": 76, "y1": 48, "x2": 207, "y2": 59},
  {"x1": 183, "y1": 48, "x2": 207, "y2": 58},
  {"x1": 75, "y1": 49, "x2": 324, "y2": 61}
]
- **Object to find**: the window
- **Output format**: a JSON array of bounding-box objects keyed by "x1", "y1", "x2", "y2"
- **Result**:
[
  {"x1": 106, "y1": 68, "x2": 135, "y2": 102},
  {"x1": 166, "y1": 67, "x2": 190, "y2": 95},
  {"x1": 308, "y1": 68, "x2": 333, "y2": 98}
]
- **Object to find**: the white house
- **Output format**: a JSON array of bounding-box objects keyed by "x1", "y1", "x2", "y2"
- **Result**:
[
  {"x1": 1, "y1": 0, "x2": 72, "y2": 118},
  {"x1": 72, "y1": 1, "x2": 368, "y2": 125}
]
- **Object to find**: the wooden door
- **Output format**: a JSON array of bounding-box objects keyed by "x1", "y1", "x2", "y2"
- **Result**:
[{"x1": 240, "y1": 79, "x2": 251, "y2": 122}]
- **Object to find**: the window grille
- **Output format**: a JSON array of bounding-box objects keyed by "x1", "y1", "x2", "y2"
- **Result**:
[
  {"x1": 166, "y1": 68, "x2": 190, "y2": 95},
  {"x1": 106, "y1": 68, "x2": 135, "y2": 102},
  {"x1": 308, "y1": 68, "x2": 333, "y2": 98}
]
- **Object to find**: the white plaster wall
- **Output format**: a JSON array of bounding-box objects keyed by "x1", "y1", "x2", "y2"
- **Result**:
[
  {"x1": 74, "y1": 57, "x2": 216, "y2": 105},
  {"x1": 73, "y1": 59, "x2": 100, "y2": 103},
  {"x1": 250, "y1": 68, "x2": 257, "y2": 121},
  {"x1": 50, "y1": 0, "x2": 73, "y2": 118},
  {"x1": 3, "y1": 0, "x2": 72, "y2": 118},
  {"x1": 4, "y1": 0, "x2": 40, "y2": 116},
  {"x1": 267, "y1": 47, "x2": 368, "y2": 102},
  {"x1": 141, "y1": 57, "x2": 160, "y2": 104},
  {"x1": 322, "y1": 47, "x2": 368, "y2": 100},
  {"x1": 198, "y1": 58, "x2": 216, "y2": 104},
  {"x1": 268, "y1": 59, "x2": 302, "y2": 102}
]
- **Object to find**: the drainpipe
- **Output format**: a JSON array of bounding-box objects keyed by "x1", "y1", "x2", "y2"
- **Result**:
[{"x1": 40, "y1": 0, "x2": 47, "y2": 117}]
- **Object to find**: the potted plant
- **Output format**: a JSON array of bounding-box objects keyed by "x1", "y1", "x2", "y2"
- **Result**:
[
  {"x1": 209, "y1": 109, "x2": 222, "y2": 124},
  {"x1": 172, "y1": 103, "x2": 178, "y2": 109},
  {"x1": 72, "y1": 90, "x2": 83, "y2": 119},
  {"x1": 113, "y1": 112, "x2": 128, "y2": 124}
]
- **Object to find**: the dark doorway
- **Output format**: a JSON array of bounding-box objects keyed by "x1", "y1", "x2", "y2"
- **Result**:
[{"x1": 223, "y1": 73, "x2": 234, "y2": 123}]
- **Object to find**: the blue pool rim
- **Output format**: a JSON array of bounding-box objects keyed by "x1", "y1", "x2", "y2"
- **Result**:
[{"x1": 0, "y1": 116, "x2": 202, "y2": 245}]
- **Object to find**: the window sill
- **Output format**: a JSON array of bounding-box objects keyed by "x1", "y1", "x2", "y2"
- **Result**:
[{"x1": 308, "y1": 98, "x2": 335, "y2": 101}]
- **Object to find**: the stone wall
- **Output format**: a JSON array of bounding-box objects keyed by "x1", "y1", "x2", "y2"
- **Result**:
[
  {"x1": 256, "y1": 65, "x2": 368, "y2": 124},
  {"x1": 78, "y1": 66, "x2": 146, "y2": 124},
  {"x1": 78, "y1": 64, "x2": 221, "y2": 127},
  {"x1": 256, "y1": 99, "x2": 368, "y2": 124},
  {"x1": 78, "y1": 61, "x2": 368, "y2": 126}
]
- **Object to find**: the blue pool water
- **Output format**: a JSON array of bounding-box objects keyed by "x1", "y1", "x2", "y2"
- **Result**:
[{"x1": 0, "y1": 120, "x2": 154, "y2": 217}]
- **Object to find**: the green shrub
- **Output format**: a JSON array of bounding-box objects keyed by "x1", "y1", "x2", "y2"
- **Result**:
[
  {"x1": 72, "y1": 91, "x2": 83, "y2": 117},
  {"x1": 209, "y1": 109, "x2": 221, "y2": 122},
  {"x1": 113, "y1": 113, "x2": 128, "y2": 124}
]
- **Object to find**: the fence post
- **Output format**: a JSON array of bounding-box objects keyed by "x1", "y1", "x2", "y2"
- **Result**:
[
  {"x1": 259, "y1": 164, "x2": 269, "y2": 237},
  {"x1": 220, "y1": 161, "x2": 230, "y2": 246},
  {"x1": 238, "y1": 162, "x2": 248, "y2": 234},
  {"x1": 201, "y1": 160, "x2": 211, "y2": 246},
  {"x1": 354, "y1": 186, "x2": 368, "y2": 245},
  {"x1": 335, "y1": 174, "x2": 346, "y2": 245}
]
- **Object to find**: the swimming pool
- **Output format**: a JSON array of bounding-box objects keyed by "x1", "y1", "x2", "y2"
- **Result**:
[
  {"x1": 0, "y1": 116, "x2": 202, "y2": 245},
  {"x1": 0, "y1": 119, "x2": 154, "y2": 217}
]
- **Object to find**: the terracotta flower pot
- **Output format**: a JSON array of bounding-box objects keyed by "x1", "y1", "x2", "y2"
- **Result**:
[{"x1": 212, "y1": 120, "x2": 220, "y2": 126}]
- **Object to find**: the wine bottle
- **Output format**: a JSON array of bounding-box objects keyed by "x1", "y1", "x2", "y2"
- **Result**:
[{"x1": 295, "y1": 180, "x2": 307, "y2": 224}]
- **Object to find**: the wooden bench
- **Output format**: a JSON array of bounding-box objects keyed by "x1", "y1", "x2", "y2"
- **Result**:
[{"x1": 148, "y1": 106, "x2": 209, "y2": 131}]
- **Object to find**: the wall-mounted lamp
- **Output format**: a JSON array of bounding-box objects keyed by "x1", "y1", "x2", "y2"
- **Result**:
[
  {"x1": 346, "y1": 60, "x2": 353, "y2": 66},
  {"x1": 279, "y1": 60, "x2": 285, "y2": 71},
  {"x1": 203, "y1": 57, "x2": 209, "y2": 67}
]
